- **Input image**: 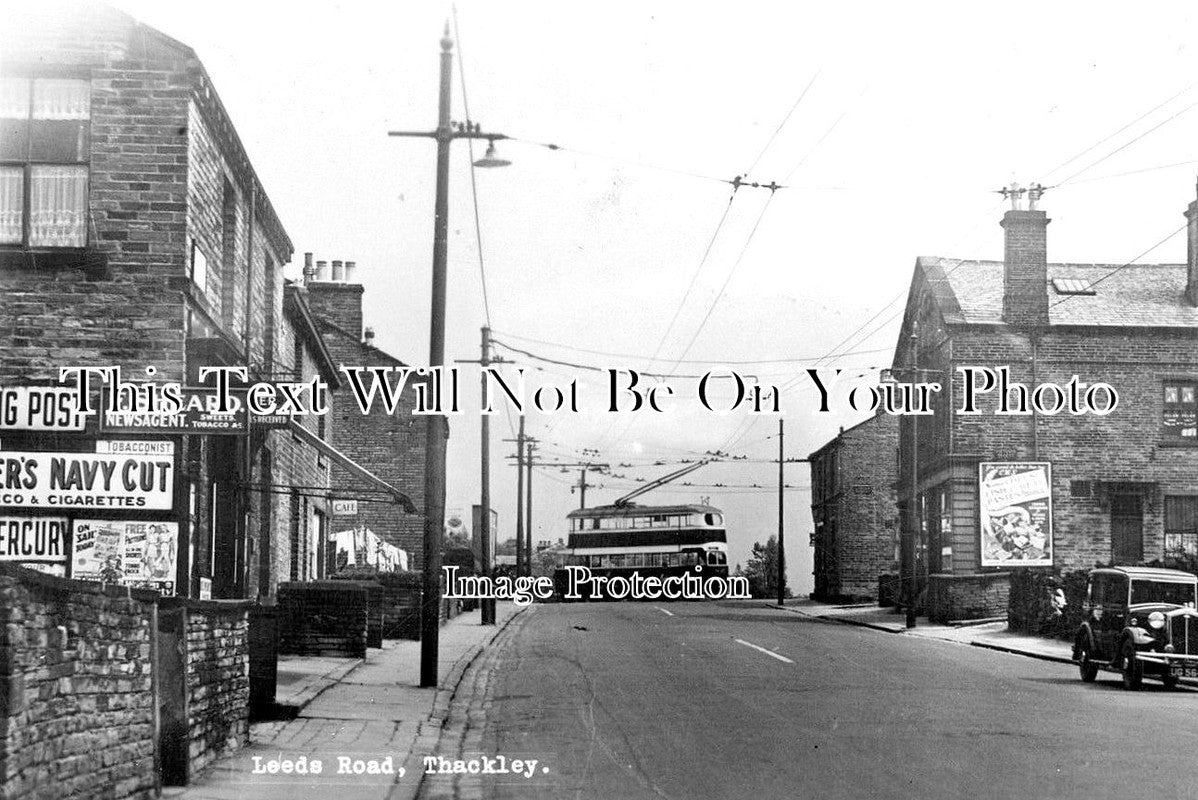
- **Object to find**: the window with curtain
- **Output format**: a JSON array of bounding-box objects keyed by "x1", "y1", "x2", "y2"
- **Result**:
[
  {"x1": 0, "y1": 76, "x2": 90, "y2": 248},
  {"x1": 1165, "y1": 496, "x2": 1198, "y2": 559}
]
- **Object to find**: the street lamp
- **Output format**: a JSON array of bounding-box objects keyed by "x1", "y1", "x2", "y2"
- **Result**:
[{"x1": 388, "y1": 25, "x2": 510, "y2": 688}]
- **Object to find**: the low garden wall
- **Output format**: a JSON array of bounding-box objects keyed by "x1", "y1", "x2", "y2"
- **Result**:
[{"x1": 926, "y1": 572, "x2": 1010, "y2": 623}]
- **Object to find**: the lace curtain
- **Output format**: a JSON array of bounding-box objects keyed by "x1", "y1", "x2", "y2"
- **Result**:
[
  {"x1": 30, "y1": 165, "x2": 87, "y2": 247},
  {"x1": 32, "y1": 79, "x2": 90, "y2": 120},
  {"x1": 0, "y1": 167, "x2": 22, "y2": 243}
]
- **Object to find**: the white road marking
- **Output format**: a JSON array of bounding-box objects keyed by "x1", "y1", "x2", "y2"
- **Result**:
[
  {"x1": 657, "y1": 607, "x2": 675, "y2": 617},
  {"x1": 735, "y1": 638, "x2": 794, "y2": 664}
]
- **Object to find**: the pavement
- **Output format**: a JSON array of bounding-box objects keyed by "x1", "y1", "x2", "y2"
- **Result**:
[
  {"x1": 162, "y1": 602, "x2": 525, "y2": 800},
  {"x1": 775, "y1": 597, "x2": 1075, "y2": 663}
]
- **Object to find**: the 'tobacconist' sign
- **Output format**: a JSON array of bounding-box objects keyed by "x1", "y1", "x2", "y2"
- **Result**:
[{"x1": 0, "y1": 449, "x2": 175, "y2": 510}]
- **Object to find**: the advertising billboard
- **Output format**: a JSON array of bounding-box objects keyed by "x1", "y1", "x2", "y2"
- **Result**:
[
  {"x1": 0, "y1": 444, "x2": 175, "y2": 510},
  {"x1": 71, "y1": 519, "x2": 179, "y2": 593},
  {"x1": 978, "y1": 462, "x2": 1052, "y2": 567}
]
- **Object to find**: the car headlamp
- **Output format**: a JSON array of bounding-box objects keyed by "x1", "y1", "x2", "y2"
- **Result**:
[{"x1": 1149, "y1": 611, "x2": 1166, "y2": 629}]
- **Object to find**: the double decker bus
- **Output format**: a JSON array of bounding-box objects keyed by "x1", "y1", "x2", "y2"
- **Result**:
[{"x1": 552, "y1": 462, "x2": 729, "y2": 600}]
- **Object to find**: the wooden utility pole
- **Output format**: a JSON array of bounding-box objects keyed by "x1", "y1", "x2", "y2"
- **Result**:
[
  {"x1": 906, "y1": 324, "x2": 920, "y2": 629},
  {"x1": 479, "y1": 326, "x2": 495, "y2": 624},
  {"x1": 387, "y1": 26, "x2": 510, "y2": 685},
  {"x1": 777, "y1": 417, "x2": 786, "y2": 607},
  {"x1": 525, "y1": 440, "x2": 535, "y2": 575},
  {"x1": 514, "y1": 417, "x2": 525, "y2": 578}
]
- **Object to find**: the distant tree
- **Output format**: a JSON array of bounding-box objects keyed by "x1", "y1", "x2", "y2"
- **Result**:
[
  {"x1": 496, "y1": 537, "x2": 518, "y2": 556},
  {"x1": 444, "y1": 531, "x2": 471, "y2": 550},
  {"x1": 743, "y1": 535, "x2": 792, "y2": 599}
]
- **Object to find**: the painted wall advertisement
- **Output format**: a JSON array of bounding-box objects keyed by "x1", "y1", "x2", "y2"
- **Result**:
[
  {"x1": 979, "y1": 462, "x2": 1052, "y2": 567},
  {"x1": 71, "y1": 519, "x2": 179, "y2": 593}
]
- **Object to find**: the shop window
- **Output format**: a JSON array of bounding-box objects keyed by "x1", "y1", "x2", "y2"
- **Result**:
[
  {"x1": 1163, "y1": 381, "x2": 1198, "y2": 442},
  {"x1": 0, "y1": 77, "x2": 90, "y2": 247},
  {"x1": 1165, "y1": 496, "x2": 1198, "y2": 559}
]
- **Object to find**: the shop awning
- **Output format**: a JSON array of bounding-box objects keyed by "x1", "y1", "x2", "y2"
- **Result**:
[{"x1": 285, "y1": 420, "x2": 417, "y2": 512}]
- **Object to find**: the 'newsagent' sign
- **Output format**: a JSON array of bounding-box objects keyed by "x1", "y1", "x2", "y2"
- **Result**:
[
  {"x1": 979, "y1": 462, "x2": 1052, "y2": 567},
  {"x1": 100, "y1": 386, "x2": 250, "y2": 435},
  {"x1": 0, "y1": 447, "x2": 175, "y2": 510}
]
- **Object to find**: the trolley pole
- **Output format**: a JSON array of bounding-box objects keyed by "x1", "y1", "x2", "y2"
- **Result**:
[
  {"x1": 777, "y1": 418, "x2": 786, "y2": 607},
  {"x1": 479, "y1": 326, "x2": 495, "y2": 625}
]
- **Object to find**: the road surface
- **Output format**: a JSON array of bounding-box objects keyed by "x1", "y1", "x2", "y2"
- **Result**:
[{"x1": 460, "y1": 601, "x2": 1198, "y2": 800}]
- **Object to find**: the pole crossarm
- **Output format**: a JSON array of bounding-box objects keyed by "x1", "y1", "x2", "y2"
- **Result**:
[{"x1": 388, "y1": 128, "x2": 509, "y2": 142}]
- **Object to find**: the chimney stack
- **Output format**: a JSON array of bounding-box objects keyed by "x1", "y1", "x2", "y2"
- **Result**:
[
  {"x1": 1001, "y1": 186, "x2": 1050, "y2": 328},
  {"x1": 1186, "y1": 179, "x2": 1198, "y2": 305},
  {"x1": 305, "y1": 256, "x2": 365, "y2": 343}
]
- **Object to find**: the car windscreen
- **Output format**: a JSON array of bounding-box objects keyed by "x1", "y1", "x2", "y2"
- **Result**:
[{"x1": 1130, "y1": 580, "x2": 1197, "y2": 607}]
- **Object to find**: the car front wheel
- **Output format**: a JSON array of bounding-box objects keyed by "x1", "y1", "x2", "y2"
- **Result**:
[
  {"x1": 1077, "y1": 644, "x2": 1098, "y2": 683},
  {"x1": 1122, "y1": 643, "x2": 1143, "y2": 690}
]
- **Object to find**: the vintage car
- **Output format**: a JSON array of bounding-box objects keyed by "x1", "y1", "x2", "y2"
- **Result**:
[{"x1": 1073, "y1": 566, "x2": 1198, "y2": 690}]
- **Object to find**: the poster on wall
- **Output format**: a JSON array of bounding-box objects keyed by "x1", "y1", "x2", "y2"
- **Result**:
[
  {"x1": 71, "y1": 519, "x2": 179, "y2": 593},
  {"x1": 978, "y1": 462, "x2": 1052, "y2": 567}
]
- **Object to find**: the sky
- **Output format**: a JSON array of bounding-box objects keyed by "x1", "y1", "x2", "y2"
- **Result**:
[{"x1": 92, "y1": 0, "x2": 1198, "y2": 594}]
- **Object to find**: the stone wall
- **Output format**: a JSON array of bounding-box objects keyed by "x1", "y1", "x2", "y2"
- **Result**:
[
  {"x1": 182, "y1": 600, "x2": 250, "y2": 778},
  {"x1": 0, "y1": 564, "x2": 157, "y2": 800},
  {"x1": 926, "y1": 572, "x2": 1011, "y2": 624},
  {"x1": 809, "y1": 414, "x2": 900, "y2": 601},
  {"x1": 277, "y1": 581, "x2": 368, "y2": 658}
]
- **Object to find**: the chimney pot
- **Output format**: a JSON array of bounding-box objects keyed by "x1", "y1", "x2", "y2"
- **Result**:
[
  {"x1": 345, "y1": 261, "x2": 357, "y2": 283},
  {"x1": 364, "y1": 326, "x2": 375, "y2": 345},
  {"x1": 331, "y1": 260, "x2": 344, "y2": 282},
  {"x1": 316, "y1": 260, "x2": 328, "y2": 281},
  {"x1": 303, "y1": 252, "x2": 314, "y2": 284}
]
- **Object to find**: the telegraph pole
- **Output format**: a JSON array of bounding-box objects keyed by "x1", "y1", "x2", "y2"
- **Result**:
[
  {"x1": 906, "y1": 324, "x2": 920, "y2": 630},
  {"x1": 777, "y1": 418, "x2": 786, "y2": 607},
  {"x1": 575, "y1": 467, "x2": 590, "y2": 509},
  {"x1": 479, "y1": 327, "x2": 495, "y2": 624},
  {"x1": 514, "y1": 417, "x2": 525, "y2": 578},
  {"x1": 525, "y1": 440, "x2": 536, "y2": 575}
]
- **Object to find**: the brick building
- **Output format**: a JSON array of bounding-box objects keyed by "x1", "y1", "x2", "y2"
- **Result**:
[
  {"x1": 894, "y1": 183, "x2": 1198, "y2": 621},
  {"x1": 303, "y1": 255, "x2": 430, "y2": 569},
  {"x1": 809, "y1": 413, "x2": 900, "y2": 601},
  {"x1": 0, "y1": 6, "x2": 406, "y2": 601}
]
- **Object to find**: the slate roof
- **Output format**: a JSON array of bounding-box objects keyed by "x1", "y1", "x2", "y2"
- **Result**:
[{"x1": 918, "y1": 256, "x2": 1198, "y2": 328}]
